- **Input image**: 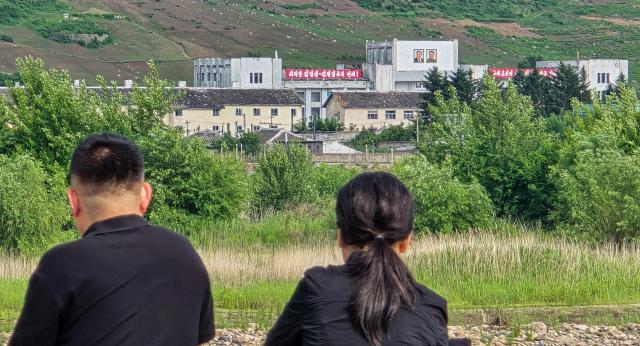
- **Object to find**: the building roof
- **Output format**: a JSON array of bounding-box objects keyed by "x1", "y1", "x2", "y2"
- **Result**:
[
  {"x1": 178, "y1": 89, "x2": 303, "y2": 108},
  {"x1": 324, "y1": 92, "x2": 422, "y2": 109},
  {"x1": 259, "y1": 128, "x2": 303, "y2": 145}
]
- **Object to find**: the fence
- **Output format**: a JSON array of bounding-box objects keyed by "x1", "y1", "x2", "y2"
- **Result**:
[{"x1": 311, "y1": 152, "x2": 412, "y2": 165}]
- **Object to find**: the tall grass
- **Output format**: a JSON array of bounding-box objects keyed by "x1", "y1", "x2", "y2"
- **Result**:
[{"x1": 2, "y1": 232, "x2": 639, "y2": 330}]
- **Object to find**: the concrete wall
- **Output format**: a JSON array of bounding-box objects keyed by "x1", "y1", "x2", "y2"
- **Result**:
[{"x1": 164, "y1": 104, "x2": 302, "y2": 136}]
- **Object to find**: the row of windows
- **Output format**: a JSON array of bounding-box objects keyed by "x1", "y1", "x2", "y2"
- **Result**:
[
  {"x1": 367, "y1": 110, "x2": 415, "y2": 120},
  {"x1": 175, "y1": 108, "x2": 297, "y2": 117},
  {"x1": 296, "y1": 91, "x2": 323, "y2": 102},
  {"x1": 249, "y1": 73, "x2": 263, "y2": 84},
  {"x1": 597, "y1": 72, "x2": 611, "y2": 84},
  {"x1": 207, "y1": 124, "x2": 279, "y2": 132}
]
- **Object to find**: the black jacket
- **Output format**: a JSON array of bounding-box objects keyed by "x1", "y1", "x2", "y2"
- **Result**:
[
  {"x1": 266, "y1": 255, "x2": 449, "y2": 346},
  {"x1": 10, "y1": 215, "x2": 214, "y2": 346}
]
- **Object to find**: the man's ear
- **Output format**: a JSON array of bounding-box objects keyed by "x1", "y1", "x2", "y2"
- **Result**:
[
  {"x1": 399, "y1": 231, "x2": 413, "y2": 254},
  {"x1": 337, "y1": 229, "x2": 346, "y2": 248},
  {"x1": 140, "y1": 181, "x2": 153, "y2": 214},
  {"x1": 67, "y1": 187, "x2": 81, "y2": 218}
]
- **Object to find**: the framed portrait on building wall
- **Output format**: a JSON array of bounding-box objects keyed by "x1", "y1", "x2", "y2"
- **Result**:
[
  {"x1": 427, "y1": 49, "x2": 438, "y2": 63},
  {"x1": 413, "y1": 49, "x2": 425, "y2": 63}
]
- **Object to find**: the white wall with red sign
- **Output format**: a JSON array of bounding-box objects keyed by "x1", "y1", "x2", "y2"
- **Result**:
[
  {"x1": 285, "y1": 69, "x2": 362, "y2": 80},
  {"x1": 489, "y1": 68, "x2": 557, "y2": 79}
]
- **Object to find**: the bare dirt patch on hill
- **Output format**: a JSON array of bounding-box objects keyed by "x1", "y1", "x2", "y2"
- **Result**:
[{"x1": 581, "y1": 15, "x2": 640, "y2": 26}]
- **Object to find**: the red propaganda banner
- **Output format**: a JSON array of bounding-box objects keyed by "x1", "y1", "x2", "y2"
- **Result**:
[
  {"x1": 285, "y1": 69, "x2": 363, "y2": 80},
  {"x1": 489, "y1": 68, "x2": 557, "y2": 79}
]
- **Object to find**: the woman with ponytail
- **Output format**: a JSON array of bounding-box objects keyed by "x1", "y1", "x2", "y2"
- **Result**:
[{"x1": 266, "y1": 172, "x2": 449, "y2": 346}]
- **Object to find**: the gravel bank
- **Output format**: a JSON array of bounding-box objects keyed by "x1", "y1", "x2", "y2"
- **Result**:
[
  {"x1": 207, "y1": 323, "x2": 640, "y2": 345},
  {"x1": 3, "y1": 323, "x2": 639, "y2": 345}
]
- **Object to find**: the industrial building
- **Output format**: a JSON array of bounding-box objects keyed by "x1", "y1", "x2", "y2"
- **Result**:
[
  {"x1": 193, "y1": 56, "x2": 283, "y2": 89},
  {"x1": 536, "y1": 59, "x2": 629, "y2": 99},
  {"x1": 364, "y1": 39, "x2": 459, "y2": 92}
]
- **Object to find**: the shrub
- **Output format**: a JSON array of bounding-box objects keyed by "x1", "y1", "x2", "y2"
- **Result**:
[
  {"x1": 0, "y1": 155, "x2": 72, "y2": 254},
  {"x1": 253, "y1": 143, "x2": 313, "y2": 211},
  {"x1": 553, "y1": 150, "x2": 640, "y2": 243},
  {"x1": 140, "y1": 128, "x2": 248, "y2": 220},
  {"x1": 392, "y1": 156, "x2": 495, "y2": 233},
  {"x1": 0, "y1": 33, "x2": 13, "y2": 42},
  {"x1": 310, "y1": 164, "x2": 360, "y2": 199}
]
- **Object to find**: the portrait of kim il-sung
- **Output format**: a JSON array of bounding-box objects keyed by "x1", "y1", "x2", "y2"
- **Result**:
[
  {"x1": 413, "y1": 49, "x2": 424, "y2": 63},
  {"x1": 427, "y1": 49, "x2": 438, "y2": 63}
]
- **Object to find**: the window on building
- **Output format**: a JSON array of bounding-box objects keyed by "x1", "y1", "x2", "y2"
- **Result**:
[
  {"x1": 207, "y1": 73, "x2": 211, "y2": 81},
  {"x1": 606, "y1": 73, "x2": 610, "y2": 83},
  {"x1": 253, "y1": 108, "x2": 261, "y2": 116},
  {"x1": 385, "y1": 110, "x2": 396, "y2": 120},
  {"x1": 212, "y1": 125, "x2": 220, "y2": 131},
  {"x1": 416, "y1": 82, "x2": 425, "y2": 89},
  {"x1": 271, "y1": 108, "x2": 278, "y2": 116},
  {"x1": 367, "y1": 110, "x2": 378, "y2": 120},
  {"x1": 235, "y1": 108, "x2": 242, "y2": 116},
  {"x1": 302, "y1": 107, "x2": 306, "y2": 117},
  {"x1": 311, "y1": 107, "x2": 320, "y2": 118},
  {"x1": 213, "y1": 73, "x2": 217, "y2": 82},
  {"x1": 597, "y1": 73, "x2": 601, "y2": 84},
  {"x1": 174, "y1": 109, "x2": 183, "y2": 116},
  {"x1": 311, "y1": 92, "x2": 321, "y2": 103},
  {"x1": 212, "y1": 108, "x2": 220, "y2": 116},
  {"x1": 404, "y1": 110, "x2": 414, "y2": 119},
  {"x1": 252, "y1": 125, "x2": 261, "y2": 131},
  {"x1": 250, "y1": 72, "x2": 263, "y2": 84},
  {"x1": 236, "y1": 125, "x2": 243, "y2": 133},
  {"x1": 291, "y1": 108, "x2": 297, "y2": 117},
  {"x1": 297, "y1": 91, "x2": 305, "y2": 101},
  {"x1": 200, "y1": 73, "x2": 205, "y2": 82}
]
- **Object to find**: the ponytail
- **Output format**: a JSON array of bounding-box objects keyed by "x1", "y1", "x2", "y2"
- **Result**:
[
  {"x1": 337, "y1": 172, "x2": 418, "y2": 346},
  {"x1": 347, "y1": 237, "x2": 417, "y2": 346}
]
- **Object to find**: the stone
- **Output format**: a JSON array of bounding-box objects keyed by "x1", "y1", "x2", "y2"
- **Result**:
[{"x1": 524, "y1": 322, "x2": 548, "y2": 334}]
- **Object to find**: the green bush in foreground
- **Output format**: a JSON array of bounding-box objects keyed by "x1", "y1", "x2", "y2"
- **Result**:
[
  {"x1": 554, "y1": 150, "x2": 640, "y2": 243},
  {"x1": 0, "y1": 155, "x2": 71, "y2": 254},
  {"x1": 253, "y1": 143, "x2": 313, "y2": 211},
  {"x1": 392, "y1": 156, "x2": 495, "y2": 233}
]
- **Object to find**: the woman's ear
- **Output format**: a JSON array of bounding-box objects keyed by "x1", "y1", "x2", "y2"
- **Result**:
[{"x1": 399, "y1": 231, "x2": 413, "y2": 254}]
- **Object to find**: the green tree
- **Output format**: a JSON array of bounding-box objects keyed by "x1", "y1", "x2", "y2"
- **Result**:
[
  {"x1": 0, "y1": 155, "x2": 72, "y2": 254},
  {"x1": 549, "y1": 63, "x2": 591, "y2": 114},
  {"x1": 449, "y1": 67, "x2": 475, "y2": 105},
  {"x1": 253, "y1": 143, "x2": 314, "y2": 211},
  {"x1": 422, "y1": 66, "x2": 450, "y2": 120},
  {"x1": 393, "y1": 156, "x2": 495, "y2": 233},
  {"x1": 521, "y1": 69, "x2": 554, "y2": 116},
  {"x1": 516, "y1": 54, "x2": 544, "y2": 69},
  {"x1": 421, "y1": 76, "x2": 558, "y2": 220}
]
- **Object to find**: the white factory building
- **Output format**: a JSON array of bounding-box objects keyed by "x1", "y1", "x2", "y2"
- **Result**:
[
  {"x1": 193, "y1": 56, "x2": 283, "y2": 89},
  {"x1": 536, "y1": 59, "x2": 629, "y2": 99},
  {"x1": 364, "y1": 39, "x2": 460, "y2": 92}
]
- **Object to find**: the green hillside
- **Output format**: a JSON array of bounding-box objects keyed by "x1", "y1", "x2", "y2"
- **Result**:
[{"x1": 0, "y1": 0, "x2": 638, "y2": 83}]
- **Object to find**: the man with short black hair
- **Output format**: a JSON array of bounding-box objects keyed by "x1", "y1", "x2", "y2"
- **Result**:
[{"x1": 10, "y1": 133, "x2": 215, "y2": 346}]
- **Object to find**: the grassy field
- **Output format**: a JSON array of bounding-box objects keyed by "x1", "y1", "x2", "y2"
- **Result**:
[{"x1": 2, "y1": 230, "x2": 639, "y2": 338}]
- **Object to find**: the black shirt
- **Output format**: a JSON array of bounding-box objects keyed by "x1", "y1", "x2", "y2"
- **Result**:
[
  {"x1": 10, "y1": 215, "x2": 214, "y2": 346},
  {"x1": 266, "y1": 255, "x2": 449, "y2": 346}
]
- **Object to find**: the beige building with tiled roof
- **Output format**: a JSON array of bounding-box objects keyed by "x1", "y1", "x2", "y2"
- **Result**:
[
  {"x1": 323, "y1": 91, "x2": 420, "y2": 130},
  {"x1": 165, "y1": 88, "x2": 303, "y2": 136}
]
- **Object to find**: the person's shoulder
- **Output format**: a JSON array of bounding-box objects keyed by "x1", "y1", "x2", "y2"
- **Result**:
[
  {"x1": 301, "y1": 263, "x2": 349, "y2": 294},
  {"x1": 415, "y1": 283, "x2": 448, "y2": 312}
]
